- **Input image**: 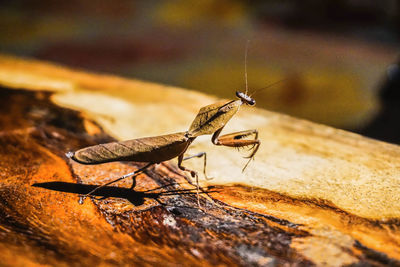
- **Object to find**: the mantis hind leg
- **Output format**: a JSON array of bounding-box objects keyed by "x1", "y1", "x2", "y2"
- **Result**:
[
  {"x1": 212, "y1": 128, "x2": 260, "y2": 171},
  {"x1": 79, "y1": 162, "x2": 154, "y2": 202}
]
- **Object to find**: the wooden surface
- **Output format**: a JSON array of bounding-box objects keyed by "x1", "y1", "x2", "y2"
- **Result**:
[{"x1": 0, "y1": 55, "x2": 400, "y2": 266}]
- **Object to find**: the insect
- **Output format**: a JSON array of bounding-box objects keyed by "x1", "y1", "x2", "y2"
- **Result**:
[
  {"x1": 66, "y1": 90, "x2": 259, "y2": 205},
  {"x1": 67, "y1": 44, "x2": 267, "y2": 208}
]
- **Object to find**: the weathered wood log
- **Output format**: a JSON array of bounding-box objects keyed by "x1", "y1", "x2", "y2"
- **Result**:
[{"x1": 0, "y1": 54, "x2": 399, "y2": 266}]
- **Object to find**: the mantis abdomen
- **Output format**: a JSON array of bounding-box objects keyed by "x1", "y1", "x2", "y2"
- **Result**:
[{"x1": 70, "y1": 132, "x2": 190, "y2": 164}]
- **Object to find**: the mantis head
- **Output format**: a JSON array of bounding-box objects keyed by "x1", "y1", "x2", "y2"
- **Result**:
[{"x1": 236, "y1": 91, "x2": 256, "y2": 106}]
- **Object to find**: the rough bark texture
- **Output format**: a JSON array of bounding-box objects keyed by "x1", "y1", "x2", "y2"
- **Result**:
[{"x1": 0, "y1": 55, "x2": 400, "y2": 266}]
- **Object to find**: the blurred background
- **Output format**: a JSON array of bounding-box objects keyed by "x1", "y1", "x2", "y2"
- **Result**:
[{"x1": 0, "y1": 0, "x2": 399, "y2": 143}]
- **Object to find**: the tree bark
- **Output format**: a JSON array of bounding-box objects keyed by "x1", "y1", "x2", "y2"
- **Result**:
[{"x1": 0, "y1": 54, "x2": 399, "y2": 266}]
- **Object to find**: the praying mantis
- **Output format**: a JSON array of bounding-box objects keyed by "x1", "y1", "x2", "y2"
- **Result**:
[
  {"x1": 67, "y1": 45, "x2": 269, "y2": 207},
  {"x1": 67, "y1": 89, "x2": 260, "y2": 206}
]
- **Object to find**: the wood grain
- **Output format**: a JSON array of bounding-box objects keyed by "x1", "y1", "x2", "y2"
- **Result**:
[{"x1": 0, "y1": 55, "x2": 399, "y2": 266}]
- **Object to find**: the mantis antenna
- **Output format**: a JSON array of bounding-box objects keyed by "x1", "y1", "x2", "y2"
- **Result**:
[
  {"x1": 244, "y1": 40, "x2": 285, "y2": 98},
  {"x1": 249, "y1": 78, "x2": 287, "y2": 98},
  {"x1": 244, "y1": 40, "x2": 250, "y2": 95}
]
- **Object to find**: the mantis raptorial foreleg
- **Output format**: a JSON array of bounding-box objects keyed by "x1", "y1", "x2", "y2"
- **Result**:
[{"x1": 212, "y1": 128, "x2": 260, "y2": 171}]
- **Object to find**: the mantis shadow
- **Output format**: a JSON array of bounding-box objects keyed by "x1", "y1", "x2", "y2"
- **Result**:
[{"x1": 32, "y1": 181, "x2": 217, "y2": 206}]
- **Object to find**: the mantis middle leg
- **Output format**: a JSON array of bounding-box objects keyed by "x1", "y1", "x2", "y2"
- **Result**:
[
  {"x1": 178, "y1": 153, "x2": 202, "y2": 208},
  {"x1": 183, "y1": 152, "x2": 212, "y2": 180}
]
